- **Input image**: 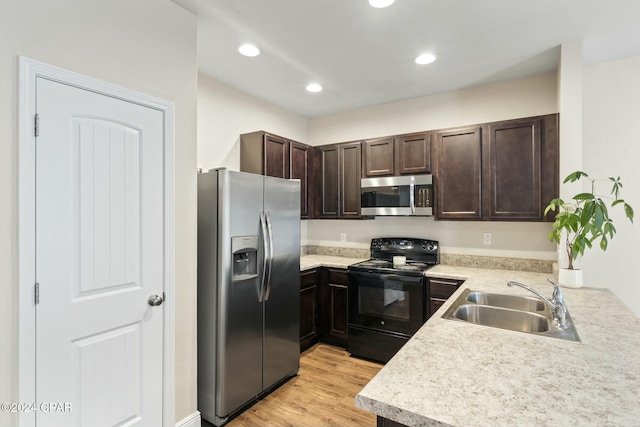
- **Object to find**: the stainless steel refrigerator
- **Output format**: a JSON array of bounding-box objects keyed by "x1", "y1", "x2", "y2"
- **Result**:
[{"x1": 197, "y1": 169, "x2": 301, "y2": 426}]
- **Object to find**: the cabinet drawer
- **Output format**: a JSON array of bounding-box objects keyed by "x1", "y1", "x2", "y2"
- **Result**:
[
  {"x1": 328, "y1": 269, "x2": 348, "y2": 286},
  {"x1": 301, "y1": 269, "x2": 316, "y2": 289},
  {"x1": 428, "y1": 278, "x2": 463, "y2": 298}
]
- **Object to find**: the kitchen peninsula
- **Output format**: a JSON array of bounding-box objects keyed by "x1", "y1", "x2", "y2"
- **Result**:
[{"x1": 355, "y1": 265, "x2": 640, "y2": 427}]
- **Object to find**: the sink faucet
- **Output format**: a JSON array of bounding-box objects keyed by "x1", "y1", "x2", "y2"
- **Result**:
[{"x1": 507, "y1": 279, "x2": 569, "y2": 329}]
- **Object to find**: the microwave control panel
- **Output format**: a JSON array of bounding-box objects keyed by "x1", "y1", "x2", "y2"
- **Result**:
[{"x1": 416, "y1": 185, "x2": 432, "y2": 207}]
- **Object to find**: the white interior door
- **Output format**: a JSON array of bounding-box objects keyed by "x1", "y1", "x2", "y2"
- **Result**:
[{"x1": 35, "y1": 77, "x2": 165, "y2": 427}]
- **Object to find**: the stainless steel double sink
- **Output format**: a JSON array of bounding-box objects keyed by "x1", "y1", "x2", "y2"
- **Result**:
[{"x1": 442, "y1": 288, "x2": 581, "y2": 342}]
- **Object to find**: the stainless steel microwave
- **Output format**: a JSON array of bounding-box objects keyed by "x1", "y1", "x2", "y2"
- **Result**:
[{"x1": 361, "y1": 175, "x2": 433, "y2": 216}]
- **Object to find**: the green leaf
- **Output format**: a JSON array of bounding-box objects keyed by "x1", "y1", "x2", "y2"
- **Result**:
[
  {"x1": 564, "y1": 171, "x2": 589, "y2": 184},
  {"x1": 544, "y1": 198, "x2": 564, "y2": 216},
  {"x1": 625, "y1": 203, "x2": 634, "y2": 223},
  {"x1": 573, "y1": 238, "x2": 584, "y2": 258},
  {"x1": 570, "y1": 221, "x2": 579, "y2": 233},
  {"x1": 580, "y1": 201, "x2": 595, "y2": 226},
  {"x1": 573, "y1": 193, "x2": 595, "y2": 201},
  {"x1": 544, "y1": 203, "x2": 555, "y2": 216},
  {"x1": 593, "y1": 204, "x2": 604, "y2": 230},
  {"x1": 603, "y1": 221, "x2": 616, "y2": 239},
  {"x1": 600, "y1": 236, "x2": 608, "y2": 251},
  {"x1": 612, "y1": 199, "x2": 624, "y2": 207}
]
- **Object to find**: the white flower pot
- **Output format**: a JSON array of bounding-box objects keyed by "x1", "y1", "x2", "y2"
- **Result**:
[{"x1": 558, "y1": 268, "x2": 583, "y2": 289}]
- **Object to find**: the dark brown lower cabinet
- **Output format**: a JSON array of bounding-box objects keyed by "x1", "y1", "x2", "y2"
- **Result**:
[
  {"x1": 319, "y1": 268, "x2": 349, "y2": 348},
  {"x1": 427, "y1": 277, "x2": 464, "y2": 319},
  {"x1": 300, "y1": 269, "x2": 319, "y2": 351},
  {"x1": 377, "y1": 416, "x2": 408, "y2": 427},
  {"x1": 299, "y1": 267, "x2": 349, "y2": 350}
]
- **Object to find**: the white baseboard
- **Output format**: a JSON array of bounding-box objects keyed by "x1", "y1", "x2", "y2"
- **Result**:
[{"x1": 176, "y1": 411, "x2": 201, "y2": 427}]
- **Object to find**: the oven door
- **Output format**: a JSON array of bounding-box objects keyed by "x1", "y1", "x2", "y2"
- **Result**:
[{"x1": 348, "y1": 271, "x2": 425, "y2": 336}]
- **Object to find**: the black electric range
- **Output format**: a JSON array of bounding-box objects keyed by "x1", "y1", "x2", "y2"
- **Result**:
[{"x1": 347, "y1": 238, "x2": 439, "y2": 363}]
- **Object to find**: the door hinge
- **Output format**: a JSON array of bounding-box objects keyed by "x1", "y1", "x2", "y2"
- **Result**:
[
  {"x1": 34, "y1": 282, "x2": 40, "y2": 305},
  {"x1": 34, "y1": 114, "x2": 39, "y2": 137}
]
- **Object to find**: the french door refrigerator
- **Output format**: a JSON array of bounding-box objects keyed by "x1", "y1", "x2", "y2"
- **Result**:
[{"x1": 197, "y1": 169, "x2": 301, "y2": 426}]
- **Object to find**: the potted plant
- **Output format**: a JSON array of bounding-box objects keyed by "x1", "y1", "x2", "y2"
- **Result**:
[{"x1": 544, "y1": 171, "x2": 634, "y2": 288}]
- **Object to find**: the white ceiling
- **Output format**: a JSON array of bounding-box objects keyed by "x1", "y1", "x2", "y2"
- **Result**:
[{"x1": 172, "y1": 0, "x2": 640, "y2": 118}]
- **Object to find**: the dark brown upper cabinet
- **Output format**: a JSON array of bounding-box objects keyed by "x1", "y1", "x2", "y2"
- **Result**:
[
  {"x1": 240, "y1": 131, "x2": 289, "y2": 178},
  {"x1": 488, "y1": 114, "x2": 558, "y2": 221},
  {"x1": 435, "y1": 126, "x2": 484, "y2": 220},
  {"x1": 363, "y1": 137, "x2": 395, "y2": 176},
  {"x1": 289, "y1": 140, "x2": 313, "y2": 218},
  {"x1": 433, "y1": 114, "x2": 558, "y2": 221},
  {"x1": 489, "y1": 117, "x2": 541, "y2": 219},
  {"x1": 339, "y1": 142, "x2": 362, "y2": 218},
  {"x1": 396, "y1": 132, "x2": 431, "y2": 175},
  {"x1": 240, "y1": 131, "x2": 315, "y2": 219},
  {"x1": 362, "y1": 133, "x2": 431, "y2": 177},
  {"x1": 318, "y1": 145, "x2": 339, "y2": 217},
  {"x1": 317, "y1": 142, "x2": 361, "y2": 219}
]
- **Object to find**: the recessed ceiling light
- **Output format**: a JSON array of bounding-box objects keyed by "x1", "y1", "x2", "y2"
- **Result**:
[
  {"x1": 238, "y1": 44, "x2": 260, "y2": 57},
  {"x1": 415, "y1": 53, "x2": 437, "y2": 65},
  {"x1": 305, "y1": 83, "x2": 323, "y2": 93},
  {"x1": 369, "y1": 0, "x2": 395, "y2": 8}
]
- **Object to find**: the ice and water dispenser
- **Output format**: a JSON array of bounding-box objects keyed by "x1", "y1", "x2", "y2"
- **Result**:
[{"x1": 231, "y1": 235, "x2": 259, "y2": 281}]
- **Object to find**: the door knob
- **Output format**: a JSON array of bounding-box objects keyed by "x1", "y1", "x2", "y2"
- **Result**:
[{"x1": 148, "y1": 294, "x2": 164, "y2": 307}]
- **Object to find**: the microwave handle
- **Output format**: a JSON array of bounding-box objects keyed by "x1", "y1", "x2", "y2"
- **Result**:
[{"x1": 410, "y1": 176, "x2": 416, "y2": 215}]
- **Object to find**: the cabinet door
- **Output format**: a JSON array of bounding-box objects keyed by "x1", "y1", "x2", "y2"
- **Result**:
[
  {"x1": 319, "y1": 145, "x2": 339, "y2": 217},
  {"x1": 397, "y1": 132, "x2": 431, "y2": 174},
  {"x1": 300, "y1": 270, "x2": 319, "y2": 351},
  {"x1": 363, "y1": 137, "x2": 395, "y2": 177},
  {"x1": 489, "y1": 118, "x2": 542, "y2": 219},
  {"x1": 427, "y1": 277, "x2": 463, "y2": 319},
  {"x1": 320, "y1": 269, "x2": 348, "y2": 348},
  {"x1": 339, "y1": 142, "x2": 362, "y2": 218},
  {"x1": 289, "y1": 141, "x2": 310, "y2": 218},
  {"x1": 436, "y1": 126, "x2": 483, "y2": 219},
  {"x1": 263, "y1": 134, "x2": 289, "y2": 179}
]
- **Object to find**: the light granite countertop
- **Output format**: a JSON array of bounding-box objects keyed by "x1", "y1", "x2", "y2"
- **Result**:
[
  {"x1": 355, "y1": 264, "x2": 640, "y2": 427},
  {"x1": 300, "y1": 254, "x2": 367, "y2": 271}
]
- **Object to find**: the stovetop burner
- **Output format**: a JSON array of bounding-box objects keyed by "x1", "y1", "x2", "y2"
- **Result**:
[{"x1": 348, "y1": 237, "x2": 440, "y2": 276}]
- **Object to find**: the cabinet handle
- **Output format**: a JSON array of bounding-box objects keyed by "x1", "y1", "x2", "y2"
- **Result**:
[{"x1": 410, "y1": 176, "x2": 416, "y2": 215}]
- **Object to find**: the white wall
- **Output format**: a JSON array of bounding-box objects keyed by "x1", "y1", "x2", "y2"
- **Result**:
[
  {"x1": 582, "y1": 55, "x2": 640, "y2": 316},
  {"x1": 306, "y1": 74, "x2": 559, "y2": 259},
  {"x1": 198, "y1": 74, "x2": 310, "y2": 244},
  {"x1": 308, "y1": 73, "x2": 558, "y2": 145},
  {"x1": 0, "y1": 1, "x2": 198, "y2": 425},
  {"x1": 198, "y1": 74, "x2": 308, "y2": 171}
]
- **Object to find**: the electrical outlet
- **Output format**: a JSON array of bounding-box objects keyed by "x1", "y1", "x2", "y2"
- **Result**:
[
  {"x1": 340, "y1": 232, "x2": 347, "y2": 242},
  {"x1": 483, "y1": 232, "x2": 492, "y2": 245}
]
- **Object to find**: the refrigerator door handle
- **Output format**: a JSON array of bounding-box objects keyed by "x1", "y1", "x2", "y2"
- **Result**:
[
  {"x1": 264, "y1": 210, "x2": 274, "y2": 300},
  {"x1": 259, "y1": 210, "x2": 269, "y2": 302}
]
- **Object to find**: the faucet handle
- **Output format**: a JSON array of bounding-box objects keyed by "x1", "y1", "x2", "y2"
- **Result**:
[
  {"x1": 547, "y1": 278, "x2": 569, "y2": 329},
  {"x1": 547, "y1": 278, "x2": 564, "y2": 304}
]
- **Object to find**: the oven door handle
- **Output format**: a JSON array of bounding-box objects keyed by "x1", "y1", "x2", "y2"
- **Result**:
[
  {"x1": 410, "y1": 176, "x2": 416, "y2": 215},
  {"x1": 349, "y1": 271, "x2": 424, "y2": 285},
  {"x1": 380, "y1": 274, "x2": 423, "y2": 284}
]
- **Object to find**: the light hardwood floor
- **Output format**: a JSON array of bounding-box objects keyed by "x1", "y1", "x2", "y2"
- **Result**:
[{"x1": 205, "y1": 343, "x2": 383, "y2": 427}]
